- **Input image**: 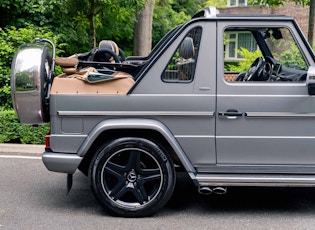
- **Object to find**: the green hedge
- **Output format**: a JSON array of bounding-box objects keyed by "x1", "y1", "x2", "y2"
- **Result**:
[{"x1": 0, "y1": 110, "x2": 49, "y2": 144}]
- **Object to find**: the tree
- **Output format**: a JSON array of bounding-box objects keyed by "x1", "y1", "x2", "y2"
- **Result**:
[
  {"x1": 249, "y1": 0, "x2": 314, "y2": 46},
  {"x1": 171, "y1": 0, "x2": 209, "y2": 16},
  {"x1": 0, "y1": 0, "x2": 54, "y2": 28},
  {"x1": 151, "y1": 0, "x2": 191, "y2": 47},
  {"x1": 66, "y1": 0, "x2": 143, "y2": 49},
  {"x1": 133, "y1": 0, "x2": 156, "y2": 56},
  {"x1": 309, "y1": 0, "x2": 315, "y2": 46},
  {"x1": 133, "y1": 0, "x2": 210, "y2": 55}
]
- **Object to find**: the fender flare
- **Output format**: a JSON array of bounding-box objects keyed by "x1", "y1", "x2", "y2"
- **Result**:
[{"x1": 77, "y1": 118, "x2": 196, "y2": 175}]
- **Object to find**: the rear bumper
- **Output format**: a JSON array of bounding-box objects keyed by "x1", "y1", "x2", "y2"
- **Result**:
[{"x1": 42, "y1": 152, "x2": 82, "y2": 174}]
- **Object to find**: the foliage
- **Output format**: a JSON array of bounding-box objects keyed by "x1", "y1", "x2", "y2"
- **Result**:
[
  {"x1": 0, "y1": 0, "x2": 210, "y2": 55},
  {"x1": 226, "y1": 44, "x2": 307, "y2": 72},
  {"x1": 62, "y1": 0, "x2": 145, "y2": 50},
  {"x1": 152, "y1": 2, "x2": 190, "y2": 46},
  {"x1": 97, "y1": 5, "x2": 139, "y2": 55},
  {"x1": 0, "y1": 0, "x2": 53, "y2": 28},
  {"x1": 152, "y1": 0, "x2": 210, "y2": 47},
  {"x1": 0, "y1": 0, "x2": 144, "y2": 55},
  {"x1": 227, "y1": 47, "x2": 262, "y2": 72},
  {"x1": 248, "y1": 0, "x2": 309, "y2": 7},
  {"x1": 0, "y1": 0, "x2": 210, "y2": 109},
  {"x1": 170, "y1": 0, "x2": 209, "y2": 16},
  {"x1": 279, "y1": 43, "x2": 307, "y2": 70},
  {"x1": 0, "y1": 110, "x2": 49, "y2": 144},
  {"x1": 0, "y1": 24, "x2": 64, "y2": 109},
  {"x1": 204, "y1": 0, "x2": 227, "y2": 7}
]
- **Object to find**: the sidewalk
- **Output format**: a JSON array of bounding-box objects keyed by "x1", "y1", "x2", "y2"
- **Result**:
[{"x1": 0, "y1": 143, "x2": 44, "y2": 156}]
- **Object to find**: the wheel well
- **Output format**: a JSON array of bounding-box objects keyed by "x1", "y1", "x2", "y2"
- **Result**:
[{"x1": 78, "y1": 129, "x2": 183, "y2": 175}]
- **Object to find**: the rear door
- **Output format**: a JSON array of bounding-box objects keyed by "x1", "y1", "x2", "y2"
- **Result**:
[{"x1": 132, "y1": 21, "x2": 217, "y2": 167}]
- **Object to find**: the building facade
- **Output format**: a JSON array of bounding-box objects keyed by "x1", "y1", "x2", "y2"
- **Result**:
[{"x1": 219, "y1": 2, "x2": 311, "y2": 43}]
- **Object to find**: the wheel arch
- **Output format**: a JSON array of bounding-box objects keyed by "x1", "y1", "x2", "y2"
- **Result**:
[{"x1": 78, "y1": 119, "x2": 196, "y2": 176}]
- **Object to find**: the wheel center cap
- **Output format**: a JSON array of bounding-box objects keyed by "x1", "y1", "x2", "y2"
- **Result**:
[{"x1": 127, "y1": 171, "x2": 137, "y2": 182}]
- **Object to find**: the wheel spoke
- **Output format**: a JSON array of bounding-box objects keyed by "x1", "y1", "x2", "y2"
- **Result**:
[
  {"x1": 109, "y1": 181, "x2": 128, "y2": 200},
  {"x1": 135, "y1": 181, "x2": 149, "y2": 203},
  {"x1": 141, "y1": 168, "x2": 161, "y2": 183},
  {"x1": 105, "y1": 161, "x2": 125, "y2": 180},
  {"x1": 111, "y1": 182, "x2": 146, "y2": 204},
  {"x1": 135, "y1": 168, "x2": 162, "y2": 203},
  {"x1": 131, "y1": 185, "x2": 146, "y2": 204},
  {"x1": 126, "y1": 150, "x2": 141, "y2": 171}
]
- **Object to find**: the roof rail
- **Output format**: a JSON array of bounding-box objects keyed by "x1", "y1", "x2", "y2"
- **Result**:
[{"x1": 192, "y1": 6, "x2": 219, "y2": 19}]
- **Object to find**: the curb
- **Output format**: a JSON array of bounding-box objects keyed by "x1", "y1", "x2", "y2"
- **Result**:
[{"x1": 0, "y1": 143, "x2": 44, "y2": 156}]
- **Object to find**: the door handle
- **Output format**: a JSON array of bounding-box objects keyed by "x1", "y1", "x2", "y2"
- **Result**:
[{"x1": 218, "y1": 109, "x2": 244, "y2": 119}]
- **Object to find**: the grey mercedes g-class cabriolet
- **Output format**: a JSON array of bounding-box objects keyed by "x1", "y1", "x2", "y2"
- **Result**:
[{"x1": 11, "y1": 7, "x2": 315, "y2": 217}]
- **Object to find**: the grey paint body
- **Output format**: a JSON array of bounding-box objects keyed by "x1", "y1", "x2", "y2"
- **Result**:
[{"x1": 42, "y1": 15, "x2": 315, "y2": 186}]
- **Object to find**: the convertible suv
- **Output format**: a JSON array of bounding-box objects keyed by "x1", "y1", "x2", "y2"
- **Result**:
[{"x1": 11, "y1": 7, "x2": 315, "y2": 217}]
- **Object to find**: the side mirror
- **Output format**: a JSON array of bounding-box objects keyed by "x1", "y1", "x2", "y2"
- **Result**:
[
  {"x1": 307, "y1": 66, "x2": 315, "y2": 95},
  {"x1": 272, "y1": 28, "x2": 283, "y2": 40}
]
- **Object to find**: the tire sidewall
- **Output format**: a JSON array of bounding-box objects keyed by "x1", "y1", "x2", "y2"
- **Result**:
[{"x1": 40, "y1": 46, "x2": 52, "y2": 122}]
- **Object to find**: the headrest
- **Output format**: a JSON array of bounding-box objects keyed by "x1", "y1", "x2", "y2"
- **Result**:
[
  {"x1": 54, "y1": 57, "x2": 79, "y2": 67},
  {"x1": 98, "y1": 40, "x2": 119, "y2": 62},
  {"x1": 179, "y1": 37, "x2": 195, "y2": 59}
]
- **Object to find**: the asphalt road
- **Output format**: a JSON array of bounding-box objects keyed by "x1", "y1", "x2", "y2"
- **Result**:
[{"x1": 2, "y1": 156, "x2": 315, "y2": 230}]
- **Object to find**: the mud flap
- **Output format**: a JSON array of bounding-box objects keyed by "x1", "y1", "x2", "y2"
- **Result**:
[{"x1": 67, "y1": 174, "x2": 73, "y2": 195}]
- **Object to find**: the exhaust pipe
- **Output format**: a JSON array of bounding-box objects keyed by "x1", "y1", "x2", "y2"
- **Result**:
[
  {"x1": 198, "y1": 186, "x2": 227, "y2": 195},
  {"x1": 198, "y1": 186, "x2": 213, "y2": 195},
  {"x1": 212, "y1": 187, "x2": 227, "y2": 195}
]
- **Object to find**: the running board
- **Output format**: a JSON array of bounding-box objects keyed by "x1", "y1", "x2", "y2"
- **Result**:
[{"x1": 195, "y1": 174, "x2": 315, "y2": 187}]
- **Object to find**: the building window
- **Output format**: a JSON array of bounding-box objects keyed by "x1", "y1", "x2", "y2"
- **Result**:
[
  {"x1": 228, "y1": 0, "x2": 247, "y2": 7},
  {"x1": 225, "y1": 32, "x2": 257, "y2": 59}
]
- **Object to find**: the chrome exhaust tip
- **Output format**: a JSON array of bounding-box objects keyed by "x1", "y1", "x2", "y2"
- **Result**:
[
  {"x1": 212, "y1": 187, "x2": 227, "y2": 195},
  {"x1": 198, "y1": 186, "x2": 213, "y2": 195}
]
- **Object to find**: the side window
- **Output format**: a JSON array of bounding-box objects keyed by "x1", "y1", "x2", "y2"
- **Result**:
[
  {"x1": 162, "y1": 27, "x2": 202, "y2": 82},
  {"x1": 224, "y1": 27, "x2": 308, "y2": 83}
]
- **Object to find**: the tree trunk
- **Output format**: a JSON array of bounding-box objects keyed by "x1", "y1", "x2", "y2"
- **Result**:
[
  {"x1": 88, "y1": 0, "x2": 96, "y2": 49},
  {"x1": 133, "y1": 0, "x2": 156, "y2": 56},
  {"x1": 308, "y1": 0, "x2": 315, "y2": 47}
]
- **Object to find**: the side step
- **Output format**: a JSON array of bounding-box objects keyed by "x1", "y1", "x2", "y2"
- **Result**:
[{"x1": 195, "y1": 173, "x2": 315, "y2": 187}]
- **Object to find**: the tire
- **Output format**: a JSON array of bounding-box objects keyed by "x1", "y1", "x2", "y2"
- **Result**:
[
  {"x1": 40, "y1": 46, "x2": 52, "y2": 122},
  {"x1": 89, "y1": 137, "x2": 176, "y2": 217}
]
